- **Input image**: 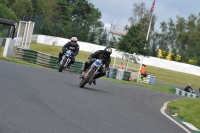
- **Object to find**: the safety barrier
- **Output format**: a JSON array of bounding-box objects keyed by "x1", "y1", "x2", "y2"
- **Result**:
[
  {"x1": 174, "y1": 88, "x2": 198, "y2": 98},
  {"x1": 122, "y1": 71, "x2": 131, "y2": 81},
  {"x1": 2, "y1": 38, "x2": 6, "y2": 46},
  {"x1": 14, "y1": 48, "x2": 84, "y2": 73},
  {"x1": 138, "y1": 75, "x2": 155, "y2": 84},
  {"x1": 108, "y1": 69, "x2": 130, "y2": 80},
  {"x1": 107, "y1": 68, "x2": 155, "y2": 84}
]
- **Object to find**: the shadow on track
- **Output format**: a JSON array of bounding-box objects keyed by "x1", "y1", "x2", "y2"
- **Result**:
[{"x1": 78, "y1": 86, "x2": 111, "y2": 94}]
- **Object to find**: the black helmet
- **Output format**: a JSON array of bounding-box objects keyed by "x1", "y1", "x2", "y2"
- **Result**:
[{"x1": 103, "y1": 46, "x2": 112, "y2": 57}]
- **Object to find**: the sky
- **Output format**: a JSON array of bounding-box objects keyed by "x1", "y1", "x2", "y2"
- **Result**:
[{"x1": 89, "y1": 0, "x2": 200, "y2": 32}]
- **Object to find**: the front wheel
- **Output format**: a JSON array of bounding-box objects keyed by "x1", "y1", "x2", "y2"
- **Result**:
[
  {"x1": 79, "y1": 70, "x2": 95, "y2": 88},
  {"x1": 59, "y1": 58, "x2": 68, "y2": 72}
]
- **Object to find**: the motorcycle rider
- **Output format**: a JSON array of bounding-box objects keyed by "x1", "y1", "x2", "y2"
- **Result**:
[
  {"x1": 184, "y1": 84, "x2": 194, "y2": 93},
  {"x1": 57, "y1": 37, "x2": 79, "y2": 68},
  {"x1": 79, "y1": 46, "x2": 112, "y2": 85}
]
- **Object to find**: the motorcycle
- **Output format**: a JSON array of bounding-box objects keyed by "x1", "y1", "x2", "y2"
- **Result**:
[
  {"x1": 58, "y1": 50, "x2": 73, "y2": 72},
  {"x1": 183, "y1": 88, "x2": 195, "y2": 94},
  {"x1": 79, "y1": 59, "x2": 102, "y2": 88},
  {"x1": 188, "y1": 88, "x2": 195, "y2": 94}
]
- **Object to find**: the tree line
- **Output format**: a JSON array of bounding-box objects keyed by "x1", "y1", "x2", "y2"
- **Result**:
[
  {"x1": 118, "y1": 2, "x2": 200, "y2": 66},
  {"x1": 0, "y1": 0, "x2": 107, "y2": 45},
  {"x1": 0, "y1": 1, "x2": 200, "y2": 66}
]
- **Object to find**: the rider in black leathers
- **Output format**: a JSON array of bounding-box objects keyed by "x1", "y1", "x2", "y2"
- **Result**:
[
  {"x1": 57, "y1": 37, "x2": 79, "y2": 68},
  {"x1": 79, "y1": 46, "x2": 112, "y2": 85},
  {"x1": 184, "y1": 84, "x2": 193, "y2": 93}
]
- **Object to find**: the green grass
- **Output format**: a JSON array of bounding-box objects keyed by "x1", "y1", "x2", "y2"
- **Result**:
[
  {"x1": 30, "y1": 42, "x2": 200, "y2": 89},
  {"x1": 147, "y1": 66, "x2": 200, "y2": 89},
  {"x1": 101, "y1": 77, "x2": 175, "y2": 94},
  {"x1": 30, "y1": 42, "x2": 92, "y2": 62},
  {"x1": 168, "y1": 98, "x2": 200, "y2": 130}
]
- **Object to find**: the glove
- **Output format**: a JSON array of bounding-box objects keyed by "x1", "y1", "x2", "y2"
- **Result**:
[
  {"x1": 88, "y1": 56, "x2": 93, "y2": 61},
  {"x1": 62, "y1": 49, "x2": 66, "y2": 53}
]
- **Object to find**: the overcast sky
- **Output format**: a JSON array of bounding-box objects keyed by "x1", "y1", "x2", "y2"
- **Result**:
[{"x1": 89, "y1": 0, "x2": 200, "y2": 32}]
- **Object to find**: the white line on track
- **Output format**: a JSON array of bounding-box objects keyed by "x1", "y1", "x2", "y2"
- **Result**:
[{"x1": 160, "y1": 101, "x2": 191, "y2": 133}]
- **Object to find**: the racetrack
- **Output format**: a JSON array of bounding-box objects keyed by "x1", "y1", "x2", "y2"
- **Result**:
[{"x1": 0, "y1": 61, "x2": 190, "y2": 133}]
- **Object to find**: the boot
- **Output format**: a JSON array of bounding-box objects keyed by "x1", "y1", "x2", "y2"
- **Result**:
[
  {"x1": 67, "y1": 64, "x2": 72, "y2": 69},
  {"x1": 79, "y1": 69, "x2": 84, "y2": 74},
  {"x1": 93, "y1": 79, "x2": 96, "y2": 85},
  {"x1": 57, "y1": 58, "x2": 61, "y2": 64}
]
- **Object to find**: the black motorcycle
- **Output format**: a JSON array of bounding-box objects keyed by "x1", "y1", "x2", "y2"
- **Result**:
[
  {"x1": 183, "y1": 87, "x2": 195, "y2": 94},
  {"x1": 58, "y1": 50, "x2": 73, "y2": 72},
  {"x1": 187, "y1": 88, "x2": 195, "y2": 93},
  {"x1": 79, "y1": 59, "x2": 102, "y2": 88}
]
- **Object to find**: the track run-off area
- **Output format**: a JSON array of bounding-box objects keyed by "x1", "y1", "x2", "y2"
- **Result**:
[{"x1": 0, "y1": 61, "x2": 192, "y2": 133}]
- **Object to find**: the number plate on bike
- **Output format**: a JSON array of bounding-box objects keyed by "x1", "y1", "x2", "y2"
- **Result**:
[
  {"x1": 94, "y1": 60, "x2": 101, "y2": 66},
  {"x1": 66, "y1": 51, "x2": 71, "y2": 56}
]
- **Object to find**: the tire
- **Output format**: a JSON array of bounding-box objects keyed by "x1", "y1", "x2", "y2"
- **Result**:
[
  {"x1": 79, "y1": 70, "x2": 94, "y2": 88},
  {"x1": 58, "y1": 58, "x2": 68, "y2": 72}
]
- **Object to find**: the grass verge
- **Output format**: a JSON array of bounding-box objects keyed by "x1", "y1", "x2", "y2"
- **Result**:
[
  {"x1": 0, "y1": 56, "x2": 45, "y2": 68},
  {"x1": 168, "y1": 98, "x2": 200, "y2": 130},
  {"x1": 101, "y1": 77, "x2": 175, "y2": 94},
  {"x1": 0, "y1": 47, "x2": 44, "y2": 68}
]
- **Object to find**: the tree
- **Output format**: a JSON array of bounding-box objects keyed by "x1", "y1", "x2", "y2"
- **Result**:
[
  {"x1": 98, "y1": 29, "x2": 108, "y2": 46},
  {"x1": 149, "y1": 31, "x2": 159, "y2": 57},
  {"x1": 0, "y1": 0, "x2": 17, "y2": 21},
  {"x1": 129, "y1": 2, "x2": 157, "y2": 57},
  {"x1": 0, "y1": 5, "x2": 18, "y2": 21},
  {"x1": 11, "y1": 0, "x2": 33, "y2": 19},
  {"x1": 166, "y1": 18, "x2": 177, "y2": 51},
  {"x1": 109, "y1": 36, "x2": 117, "y2": 48},
  {"x1": 53, "y1": 0, "x2": 103, "y2": 41},
  {"x1": 7, "y1": 0, "x2": 16, "y2": 8},
  {"x1": 158, "y1": 21, "x2": 169, "y2": 52},
  {"x1": 31, "y1": 0, "x2": 44, "y2": 15},
  {"x1": 117, "y1": 24, "x2": 150, "y2": 56}
]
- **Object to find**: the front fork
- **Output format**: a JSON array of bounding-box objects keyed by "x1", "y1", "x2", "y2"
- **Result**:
[
  {"x1": 60, "y1": 57, "x2": 71, "y2": 67},
  {"x1": 81, "y1": 66, "x2": 101, "y2": 82}
]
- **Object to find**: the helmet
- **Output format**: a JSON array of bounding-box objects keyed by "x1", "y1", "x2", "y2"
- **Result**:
[
  {"x1": 71, "y1": 37, "x2": 78, "y2": 45},
  {"x1": 103, "y1": 46, "x2": 112, "y2": 57}
]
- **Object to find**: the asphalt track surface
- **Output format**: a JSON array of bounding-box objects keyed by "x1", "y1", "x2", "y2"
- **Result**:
[{"x1": 0, "y1": 61, "x2": 193, "y2": 133}]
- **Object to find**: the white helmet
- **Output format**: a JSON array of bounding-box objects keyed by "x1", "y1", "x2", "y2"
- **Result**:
[{"x1": 71, "y1": 37, "x2": 78, "y2": 45}]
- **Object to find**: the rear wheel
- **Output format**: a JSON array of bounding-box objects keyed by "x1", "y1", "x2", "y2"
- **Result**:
[
  {"x1": 79, "y1": 70, "x2": 94, "y2": 88},
  {"x1": 59, "y1": 58, "x2": 68, "y2": 72}
]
